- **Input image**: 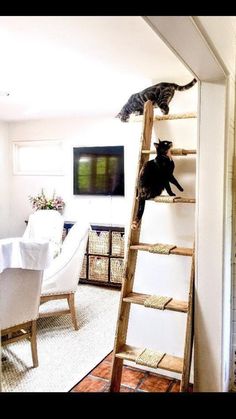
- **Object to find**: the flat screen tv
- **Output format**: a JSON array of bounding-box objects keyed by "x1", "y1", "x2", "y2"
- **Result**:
[{"x1": 73, "y1": 146, "x2": 124, "y2": 196}]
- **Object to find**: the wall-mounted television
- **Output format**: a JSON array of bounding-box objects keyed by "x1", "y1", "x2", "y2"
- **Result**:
[{"x1": 73, "y1": 146, "x2": 124, "y2": 196}]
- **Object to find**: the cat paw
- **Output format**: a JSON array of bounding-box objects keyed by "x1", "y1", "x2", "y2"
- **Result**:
[
  {"x1": 169, "y1": 193, "x2": 176, "y2": 196},
  {"x1": 179, "y1": 187, "x2": 184, "y2": 192}
]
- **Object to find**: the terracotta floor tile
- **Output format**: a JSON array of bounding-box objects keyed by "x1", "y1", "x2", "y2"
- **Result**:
[
  {"x1": 103, "y1": 383, "x2": 135, "y2": 392},
  {"x1": 70, "y1": 352, "x2": 191, "y2": 393},
  {"x1": 90, "y1": 361, "x2": 111, "y2": 380},
  {"x1": 139, "y1": 373, "x2": 172, "y2": 392},
  {"x1": 71, "y1": 376, "x2": 108, "y2": 392},
  {"x1": 104, "y1": 352, "x2": 113, "y2": 363},
  {"x1": 121, "y1": 367, "x2": 146, "y2": 388},
  {"x1": 169, "y1": 381, "x2": 193, "y2": 393}
]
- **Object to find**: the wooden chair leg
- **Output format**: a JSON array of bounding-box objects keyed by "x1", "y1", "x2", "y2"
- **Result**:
[
  {"x1": 30, "y1": 320, "x2": 39, "y2": 367},
  {"x1": 67, "y1": 294, "x2": 78, "y2": 330}
]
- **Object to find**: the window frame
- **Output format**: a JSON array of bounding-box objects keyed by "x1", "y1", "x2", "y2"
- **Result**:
[{"x1": 13, "y1": 140, "x2": 64, "y2": 176}]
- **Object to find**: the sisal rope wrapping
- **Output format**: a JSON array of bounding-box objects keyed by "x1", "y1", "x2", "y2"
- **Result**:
[
  {"x1": 153, "y1": 196, "x2": 177, "y2": 203},
  {"x1": 144, "y1": 295, "x2": 173, "y2": 310},
  {"x1": 148, "y1": 243, "x2": 176, "y2": 254},
  {"x1": 171, "y1": 148, "x2": 185, "y2": 155},
  {"x1": 136, "y1": 349, "x2": 165, "y2": 368}
]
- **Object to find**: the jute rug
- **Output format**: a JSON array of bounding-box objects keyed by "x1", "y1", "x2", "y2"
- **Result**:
[{"x1": 1, "y1": 284, "x2": 120, "y2": 392}]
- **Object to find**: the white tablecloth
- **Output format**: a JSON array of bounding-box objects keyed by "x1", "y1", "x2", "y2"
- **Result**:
[{"x1": 0, "y1": 237, "x2": 53, "y2": 273}]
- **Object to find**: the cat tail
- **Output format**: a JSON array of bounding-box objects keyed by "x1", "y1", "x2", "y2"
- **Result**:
[
  {"x1": 132, "y1": 197, "x2": 146, "y2": 230},
  {"x1": 174, "y1": 78, "x2": 197, "y2": 91}
]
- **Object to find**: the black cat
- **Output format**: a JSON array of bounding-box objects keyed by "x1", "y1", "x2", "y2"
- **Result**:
[
  {"x1": 132, "y1": 140, "x2": 184, "y2": 230},
  {"x1": 116, "y1": 78, "x2": 197, "y2": 122}
]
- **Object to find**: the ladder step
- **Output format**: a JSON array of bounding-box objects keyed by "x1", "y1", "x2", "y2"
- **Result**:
[
  {"x1": 136, "y1": 196, "x2": 195, "y2": 203},
  {"x1": 152, "y1": 196, "x2": 195, "y2": 204},
  {"x1": 142, "y1": 148, "x2": 196, "y2": 155},
  {"x1": 130, "y1": 243, "x2": 193, "y2": 256},
  {"x1": 116, "y1": 344, "x2": 183, "y2": 374},
  {"x1": 123, "y1": 292, "x2": 188, "y2": 313},
  {"x1": 130, "y1": 112, "x2": 197, "y2": 122}
]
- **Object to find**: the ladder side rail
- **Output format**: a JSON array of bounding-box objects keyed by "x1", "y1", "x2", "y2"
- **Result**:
[{"x1": 110, "y1": 101, "x2": 154, "y2": 391}]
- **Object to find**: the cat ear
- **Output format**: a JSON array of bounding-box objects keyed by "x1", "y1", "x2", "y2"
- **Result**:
[{"x1": 153, "y1": 142, "x2": 158, "y2": 149}]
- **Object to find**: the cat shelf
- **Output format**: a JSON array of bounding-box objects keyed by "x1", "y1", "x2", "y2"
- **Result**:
[
  {"x1": 130, "y1": 111, "x2": 197, "y2": 122},
  {"x1": 142, "y1": 148, "x2": 196, "y2": 155}
]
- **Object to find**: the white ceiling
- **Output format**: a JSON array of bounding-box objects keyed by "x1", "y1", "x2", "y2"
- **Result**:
[{"x1": 0, "y1": 16, "x2": 193, "y2": 121}]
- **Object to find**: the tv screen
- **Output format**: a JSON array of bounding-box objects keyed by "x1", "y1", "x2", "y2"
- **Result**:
[{"x1": 73, "y1": 146, "x2": 124, "y2": 196}]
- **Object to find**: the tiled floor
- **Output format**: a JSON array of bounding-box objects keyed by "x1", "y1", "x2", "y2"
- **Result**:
[{"x1": 70, "y1": 352, "x2": 193, "y2": 392}]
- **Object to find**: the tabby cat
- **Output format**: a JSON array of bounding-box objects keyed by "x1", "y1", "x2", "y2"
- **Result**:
[
  {"x1": 132, "y1": 140, "x2": 184, "y2": 230},
  {"x1": 116, "y1": 78, "x2": 197, "y2": 122}
]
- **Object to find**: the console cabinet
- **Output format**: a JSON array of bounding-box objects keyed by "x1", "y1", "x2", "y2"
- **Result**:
[{"x1": 64, "y1": 223, "x2": 125, "y2": 288}]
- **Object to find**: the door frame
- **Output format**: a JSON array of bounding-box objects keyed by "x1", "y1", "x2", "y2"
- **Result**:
[{"x1": 143, "y1": 15, "x2": 231, "y2": 392}]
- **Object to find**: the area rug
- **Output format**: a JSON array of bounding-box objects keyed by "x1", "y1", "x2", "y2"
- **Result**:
[{"x1": 1, "y1": 284, "x2": 120, "y2": 392}]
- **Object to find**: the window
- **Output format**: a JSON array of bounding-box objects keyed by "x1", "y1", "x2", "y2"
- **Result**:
[
  {"x1": 13, "y1": 141, "x2": 64, "y2": 175},
  {"x1": 73, "y1": 146, "x2": 124, "y2": 196}
]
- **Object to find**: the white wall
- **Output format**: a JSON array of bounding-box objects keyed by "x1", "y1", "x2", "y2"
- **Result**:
[
  {"x1": 8, "y1": 116, "x2": 140, "y2": 236},
  {"x1": 195, "y1": 81, "x2": 227, "y2": 391},
  {"x1": 0, "y1": 122, "x2": 10, "y2": 238}
]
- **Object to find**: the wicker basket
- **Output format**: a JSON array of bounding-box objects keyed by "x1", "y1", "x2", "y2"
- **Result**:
[
  {"x1": 111, "y1": 232, "x2": 125, "y2": 257},
  {"x1": 80, "y1": 256, "x2": 87, "y2": 279},
  {"x1": 88, "y1": 231, "x2": 109, "y2": 255},
  {"x1": 110, "y1": 258, "x2": 124, "y2": 284},
  {"x1": 88, "y1": 256, "x2": 109, "y2": 282}
]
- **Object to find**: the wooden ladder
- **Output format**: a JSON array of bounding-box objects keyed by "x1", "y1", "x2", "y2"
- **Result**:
[{"x1": 110, "y1": 101, "x2": 196, "y2": 392}]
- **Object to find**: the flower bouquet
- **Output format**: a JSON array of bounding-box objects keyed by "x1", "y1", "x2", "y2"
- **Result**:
[{"x1": 29, "y1": 189, "x2": 65, "y2": 212}]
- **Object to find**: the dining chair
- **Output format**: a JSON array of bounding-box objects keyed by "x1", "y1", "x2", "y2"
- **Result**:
[
  {"x1": 40, "y1": 219, "x2": 90, "y2": 330},
  {"x1": 0, "y1": 268, "x2": 43, "y2": 367},
  {"x1": 23, "y1": 209, "x2": 64, "y2": 258}
]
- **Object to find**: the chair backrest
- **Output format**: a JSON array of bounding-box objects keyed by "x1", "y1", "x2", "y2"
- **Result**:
[
  {"x1": 23, "y1": 210, "x2": 64, "y2": 257},
  {"x1": 0, "y1": 268, "x2": 43, "y2": 330},
  {"x1": 42, "y1": 219, "x2": 90, "y2": 295}
]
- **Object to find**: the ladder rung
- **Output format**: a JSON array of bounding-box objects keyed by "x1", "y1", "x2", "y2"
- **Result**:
[
  {"x1": 130, "y1": 243, "x2": 193, "y2": 256},
  {"x1": 116, "y1": 344, "x2": 183, "y2": 374},
  {"x1": 130, "y1": 112, "x2": 197, "y2": 122},
  {"x1": 152, "y1": 196, "x2": 195, "y2": 204},
  {"x1": 123, "y1": 292, "x2": 188, "y2": 313},
  {"x1": 142, "y1": 148, "x2": 196, "y2": 155}
]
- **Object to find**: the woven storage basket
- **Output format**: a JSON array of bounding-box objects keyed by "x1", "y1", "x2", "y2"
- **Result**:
[
  {"x1": 111, "y1": 232, "x2": 125, "y2": 257},
  {"x1": 80, "y1": 256, "x2": 87, "y2": 279},
  {"x1": 88, "y1": 230, "x2": 109, "y2": 255},
  {"x1": 110, "y1": 258, "x2": 124, "y2": 284},
  {"x1": 88, "y1": 256, "x2": 109, "y2": 282}
]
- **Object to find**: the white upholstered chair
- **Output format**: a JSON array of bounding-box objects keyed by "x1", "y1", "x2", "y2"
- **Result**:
[
  {"x1": 23, "y1": 210, "x2": 64, "y2": 258},
  {"x1": 39, "y1": 219, "x2": 90, "y2": 330},
  {"x1": 0, "y1": 268, "x2": 43, "y2": 367}
]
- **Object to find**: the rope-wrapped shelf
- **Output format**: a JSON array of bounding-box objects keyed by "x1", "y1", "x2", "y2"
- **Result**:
[
  {"x1": 123, "y1": 292, "x2": 188, "y2": 313},
  {"x1": 130, "y1": 112, "x2": 197, "y2": 122},
  {"x1": 130, "y1": 242, "x2": 193, "y2": 257},
  {"x1": 142, "y1": 148, "x2": 196, "y2": 155},
  {"x1": 115, "y1": 344, "x2": 184, "y2": 373},
  {"x1": 152, "y1": 196, "x2": 196, "y2": 204}
]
